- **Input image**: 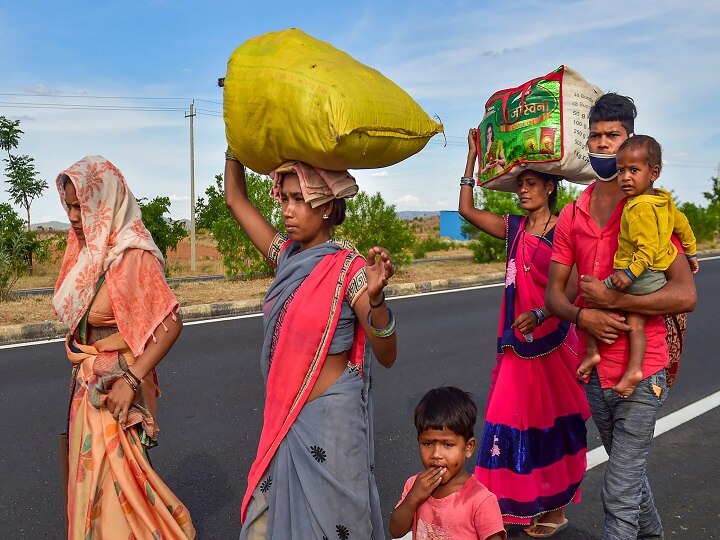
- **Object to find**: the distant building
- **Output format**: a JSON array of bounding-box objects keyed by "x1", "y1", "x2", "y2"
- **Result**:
[{"x1": 439, "y1": 210, "x2": 470, "y2": 240}]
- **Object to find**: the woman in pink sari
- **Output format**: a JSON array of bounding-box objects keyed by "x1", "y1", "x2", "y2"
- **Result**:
[
  {"x1": 55, "y1": 156, "x2": 195, "y2": 539},
  {"x1": 459, "y1": 129, "x2": 590, "y2": 538},
  {"x1": 224, "y1": 153, "x2": 397, "y2": 539}
]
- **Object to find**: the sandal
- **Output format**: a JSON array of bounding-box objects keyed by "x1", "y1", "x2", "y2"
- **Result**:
[{"x1": 524, "y1": 517, "x2": 569, "y2": 538}]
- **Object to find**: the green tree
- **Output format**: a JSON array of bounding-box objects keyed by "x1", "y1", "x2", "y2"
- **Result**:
[
  {"x1": 0, "y1": 203, "x2": 34, "y2": 300},
  {"x1": 196, "y1": 173, "x2": 282, "y2": 277},
  {"x1": 461, "y1": 182, "x2": 582, "y2": 263},
  {"x1": 137, "y1": 196, "x2": 188, "y2": 262},
  {"x1": 0, "y1": 116, "x2": 23, "y2": 157},
  {"x1": 0, "y1": 116, "x2": 49, "y2": 273},
  {"x1": 461, "y1": 189, "x2": 520, "y2": 263},
  {"x1": 4, "y1": 154, "x2": 48, "y2": 231},
  {"x1": 678, "y1": 201, "x2": 715, "y2": 243},
  {"x1": 336, "y1": 191, "x2": 415, "y2": 267},
  {"x1": 702, "y1": 175, "x2": 720, "y2": 237}
]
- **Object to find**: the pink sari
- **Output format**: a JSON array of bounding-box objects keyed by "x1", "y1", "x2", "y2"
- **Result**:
[{"x1": 474, "y1": 215, "x2": 591, "y2": 525}]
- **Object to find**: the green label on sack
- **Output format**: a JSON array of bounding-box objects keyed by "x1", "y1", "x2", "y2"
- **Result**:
[{"x1": 479, "y1": 78, "x2": 562, "y2": 184}]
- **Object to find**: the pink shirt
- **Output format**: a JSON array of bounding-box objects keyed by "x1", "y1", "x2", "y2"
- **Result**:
[
  {"x1": 396, "y1": 474, "x2": 506, "y2": 540},
  {"x1": 551, "y1": 183, "x2": 669, "y2": 388}
]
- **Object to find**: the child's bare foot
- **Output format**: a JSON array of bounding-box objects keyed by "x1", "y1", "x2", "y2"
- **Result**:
[
  {"x1": 576, "y1": 352, "x2": 600, "y2": 381},
  {"x1": 612, "y1": 369, "x2": 643, "y2": 398}
]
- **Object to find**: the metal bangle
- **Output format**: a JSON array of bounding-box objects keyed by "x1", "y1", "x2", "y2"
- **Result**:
[
  {"x1": 125, "y1": 367, "x2": 142, "y2": 386},
  {"x1": 225, "y1": 147, "x2": 239, "y2": 161},
  {"x1": 460, "y1": 176, "x2": 475, "y2": 187},
  {"x1": 122, "y1": 372, "x2": 140, "y2": 394},
  {"x1": 531, "y1": 308, "x2": 545, "y2": 325}
]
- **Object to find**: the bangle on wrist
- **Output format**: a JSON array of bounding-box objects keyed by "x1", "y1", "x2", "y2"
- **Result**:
[
  {"x1": 225, "y1": 147, "x2": 239, "y2": 161},
  {"x1": 367, "y1": 307, "x2": 396, "y2": 338},
  {"x1": 575, "y1": 307, "x2": 584, "y2": 330},
  {"x1": 369, "y1": 291, "x2": 386, "y2": 309},
  {"x1": 460, "y1": 176, "x2": 475, "y2": 188},
  {"x1": 531, "y1": 308, "x2": 545, "y2": 325},
  {"x1": 126, "y1": 367, "x2": 142, "y2": 386},
  {"x1": 122, "y1": 372, "x2": 140, "y2": 394}
]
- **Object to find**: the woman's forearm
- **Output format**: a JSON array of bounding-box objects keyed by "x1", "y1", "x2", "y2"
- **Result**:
[{"x1": 129, "y1": 311, "x2": 182, "y2": 380}]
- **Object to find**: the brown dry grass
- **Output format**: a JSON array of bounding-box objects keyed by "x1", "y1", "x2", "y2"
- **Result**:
[
  {"x1": 0, "y1": 256, "x2": 503, "y2": 326},
  {"x1": 7, "y1": 218, "x2": 713, "y2": 327}
]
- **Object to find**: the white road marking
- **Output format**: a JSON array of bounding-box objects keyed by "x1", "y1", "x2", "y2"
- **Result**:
[{"x1": 586, "y1": 389, "x2": 720, "y2": 469}]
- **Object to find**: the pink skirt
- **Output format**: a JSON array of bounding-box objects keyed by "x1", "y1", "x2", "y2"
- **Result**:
[{"x1": 474, "y1": 341, "x2": 591, "y2": 525}]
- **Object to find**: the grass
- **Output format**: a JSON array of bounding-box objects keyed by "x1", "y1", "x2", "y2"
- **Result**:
[
  {"x1": 4, "y1": 219, "x2": 715, "y2": 327},
  {"x1": 0, "y1": 257, "x2": 503, "y2": 326}
]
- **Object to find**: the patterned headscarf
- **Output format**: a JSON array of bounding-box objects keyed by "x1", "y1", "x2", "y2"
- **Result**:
[
  {"x1": 53, "y1": 156, "x2": 165, "y2": 339},
  {"x1": 270, "y1": 161, "x2": 358, "y2": 208}
]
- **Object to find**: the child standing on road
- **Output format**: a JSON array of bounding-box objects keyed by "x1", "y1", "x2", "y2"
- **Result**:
[
  {"x1": 577, "y1": 135, "x2": 698, "y2": 396},
  {"x1": 390, "y1": 387, "x2": 506, "y2": 540}
]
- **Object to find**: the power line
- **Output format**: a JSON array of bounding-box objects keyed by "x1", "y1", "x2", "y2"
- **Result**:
[
  {"x1": 0, "y1": 92, "x2": 196, "y2": 101},
  {"x1": 0, "y1": 102, "x2": 187, "y2": 112},
  {"x1": 0, "y1": 96, "x2": 717, "y2": 168}
]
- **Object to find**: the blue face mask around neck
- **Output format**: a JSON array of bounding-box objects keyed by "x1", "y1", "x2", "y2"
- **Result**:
[{"x1": 588, "y1": 152, "x2": 618, "y2": 182}]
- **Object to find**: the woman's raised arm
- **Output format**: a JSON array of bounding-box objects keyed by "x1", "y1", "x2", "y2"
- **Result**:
[
  {"x1": 458, "y1": 128, "x2": 505, "y2": 239},
  {"x1": 224, "y1": 157, "x2": 278, "y2": 256}
]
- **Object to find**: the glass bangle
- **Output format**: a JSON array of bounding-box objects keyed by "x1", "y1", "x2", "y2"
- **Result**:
[{"x1": 367, "y1": 307, "x2": 396, "y2": 338}]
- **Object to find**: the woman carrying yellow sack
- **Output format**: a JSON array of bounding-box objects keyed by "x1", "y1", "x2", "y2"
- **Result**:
[
  {"x1": 224, "y1": 152, "x2": 397, "y2": 539},
  {"x1": 55, "y1": 156, "x2": 195, "y2": 540}
]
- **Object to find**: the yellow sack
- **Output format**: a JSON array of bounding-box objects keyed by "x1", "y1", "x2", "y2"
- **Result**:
[{"x1": 223, "y1": 28, "x2": 444, "y2": 174}]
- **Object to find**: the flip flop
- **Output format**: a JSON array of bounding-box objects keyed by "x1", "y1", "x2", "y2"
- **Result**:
[{"x1": 524, "y1": 517, "x2": 569, "y2": 538}]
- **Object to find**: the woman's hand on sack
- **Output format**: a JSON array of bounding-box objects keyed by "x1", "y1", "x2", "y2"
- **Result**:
[
  {"x1": 512, "y1": 311, "x2": 538, "y2": 334},
  {"x1": 107, "y1": 378, "x2": 136, "y2": 428},
  {"x1": 366, "y1": 246, "x2": 394, "y2": 300}
]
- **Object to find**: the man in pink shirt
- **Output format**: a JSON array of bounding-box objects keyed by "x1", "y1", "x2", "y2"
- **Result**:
[{"x1": 546, "y1": 93, "x2": 696, "y2": 539}]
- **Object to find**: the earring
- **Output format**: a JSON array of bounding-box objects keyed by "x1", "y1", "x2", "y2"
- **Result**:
[{"x1": 322, "y1": 214, "x2": 329, "y2": 220}]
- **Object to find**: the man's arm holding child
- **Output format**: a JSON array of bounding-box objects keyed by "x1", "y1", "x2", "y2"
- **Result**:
[
  {"x1": 547, "y1": 261, "x2": 632, "y2": 344},
  {"x1": 546, "y1": 206, "x2": 632, "y2": 344},
  {"x1": 389, "y1": 469, "x2": 446, "y2": 538},
  {"x1": 580, "y1": 251, "x2": 697, "y2": 316}
]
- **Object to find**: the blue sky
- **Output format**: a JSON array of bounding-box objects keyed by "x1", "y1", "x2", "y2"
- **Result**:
[{"x1": 1, "y1": 0, "x2": 719, "y2": 224}]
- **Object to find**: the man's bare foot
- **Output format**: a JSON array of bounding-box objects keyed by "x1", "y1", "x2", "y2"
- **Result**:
[
  {"x1": 524, "y1": 508, "x2": 568, "y2": 537},
  {"x1": 612, "y1": 369, "x2": 643, "y2": 398},
  {"x1": 576, "y1": 352, "x2": 600, "y2": 381}
]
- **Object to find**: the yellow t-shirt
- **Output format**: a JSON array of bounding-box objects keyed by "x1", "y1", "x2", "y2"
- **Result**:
[{"x1": 614, "y1": 188, "x2": 697, "y2": 278}]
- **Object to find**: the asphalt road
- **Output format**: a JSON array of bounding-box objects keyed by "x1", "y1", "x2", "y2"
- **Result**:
[{"x1": 2, "y1": 256, "x2": 719, "y2": 539}]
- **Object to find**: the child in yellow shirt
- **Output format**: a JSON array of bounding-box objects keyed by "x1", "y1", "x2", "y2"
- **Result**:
[{"x1": 577, "y1": 135, "x2": 698, "y2": 397}]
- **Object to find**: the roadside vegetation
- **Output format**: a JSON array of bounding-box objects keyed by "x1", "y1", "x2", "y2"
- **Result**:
[{"x1": 1, "y1": 115, "x2": 719, "y2": 303}]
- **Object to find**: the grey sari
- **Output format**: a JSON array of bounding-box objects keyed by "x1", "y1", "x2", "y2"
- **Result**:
[{"x1": 240, "y1": 234, "x2": 384, "y2": 540}]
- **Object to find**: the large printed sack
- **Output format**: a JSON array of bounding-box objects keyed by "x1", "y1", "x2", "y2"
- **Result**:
[
  {"x1": 477, "y1": 66, "x2": 602, "y2": 191},
  {"x1": 224, "y1": 28, "x2": 444, "y2": 174}
]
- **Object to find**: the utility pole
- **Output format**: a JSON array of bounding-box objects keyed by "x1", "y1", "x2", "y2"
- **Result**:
[{"x1": 186, "y1": 101, "x2": 196, "y2": 272}]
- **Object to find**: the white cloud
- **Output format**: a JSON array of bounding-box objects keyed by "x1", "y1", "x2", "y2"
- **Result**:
[
  {"x1": 396, "y1": 194, "x2": 423, "y2": 206},
  {"x1": 371, "y1": 171, "x2": 389, "y2": 177}
]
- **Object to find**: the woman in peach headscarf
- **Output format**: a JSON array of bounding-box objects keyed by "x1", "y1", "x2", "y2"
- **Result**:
[{"x1": 55, "y1": 156, "x2": 195, "y2": 539}]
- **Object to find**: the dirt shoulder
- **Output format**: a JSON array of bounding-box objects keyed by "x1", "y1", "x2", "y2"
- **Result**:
[{"x1": 0, "y1": 257, "x2": 506, "y2": 327}]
